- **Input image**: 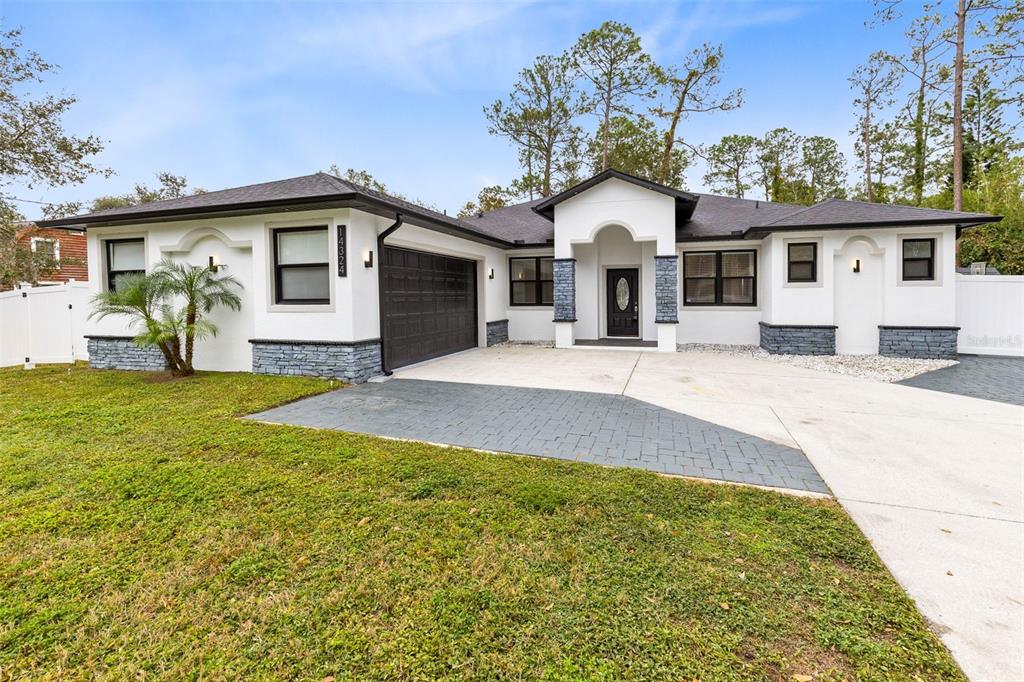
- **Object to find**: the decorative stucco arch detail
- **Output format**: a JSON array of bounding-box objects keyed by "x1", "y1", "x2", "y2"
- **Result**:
[
  {"x1": 160, "y1": 227, "x2": 253, "y2": 254},
  {"x1": 833, "y1": 234, "x2": 885, "y2": 257},
  {"x1": 572, "y1": 219, "x2": 651, "y2": 245}
]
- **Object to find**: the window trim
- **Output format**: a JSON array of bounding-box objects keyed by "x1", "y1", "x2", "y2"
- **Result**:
[
  {"x1": 31, "y1": 237, "x2": 60, "y2": 264},
  {"x1": 902, "y1": 238, "x2": 935, "y2": 281},
  {"x1": 272, "y1": 225, "x2": 331, "y2": 305},
  {"x1": 105, "y1": 238, "x2": 145, "y2": 292},
  {"x1": 509, "y1": 256, "x2": 554, "y2": 307},
  {"x1": 787, "y1": 242, "x2": 817, "y2": 283},
  {"x1": 683, "y1": 249, "x2": 757, "y2": 307}
]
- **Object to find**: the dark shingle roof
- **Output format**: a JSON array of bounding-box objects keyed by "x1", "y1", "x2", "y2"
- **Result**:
[
  {"x1": 681, "y1": 194, "x2": 804, "y2": 240},
  {"x1": 39, "y1": 170, "x2": 1001, "y2": 246},
  {"x1": 751, "y1": 198, "x2": 999, "y2": 230},
  {"x1": 461, "y1": 199, "x2": 551, "y2": 245},
  {"x1": 38, "y1": 173, "x2": 518, "y2": 247}
]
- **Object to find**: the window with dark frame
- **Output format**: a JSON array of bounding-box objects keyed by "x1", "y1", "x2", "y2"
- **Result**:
[
  {"x1": 273, "y1": 226, "x2": 330, "y2": 304},
  {"x1": 683, "y1": 250, "x2": 756, "y2": 306},
  {"x1": 787, "y1": 242, "x2": 817, "y2": 283},
  {"x1": 105, "y1": 238, "x2": 145, "y2": 292},
  {"x1": 509, "y1": 256, "x2": 554, "y2": 306},
  {"x1": 902, "y1": 238, "x2": 935, "y2": 281}
]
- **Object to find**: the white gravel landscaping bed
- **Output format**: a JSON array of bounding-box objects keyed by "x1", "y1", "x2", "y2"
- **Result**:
[{"x1": 678, "y1": 343, "x2": 957, "y2": 383}]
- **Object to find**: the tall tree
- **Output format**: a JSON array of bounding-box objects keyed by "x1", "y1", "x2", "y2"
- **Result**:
[
  {"x1": 586, "y1": 115, "x2": 689, "y2": 188},
  {"x1": 485, "y1": 54, "x2": 588, "y2": 198},
  {"x1": 650, "y1": 43, "x2": 743, "y2": 186},
  {"x1": 800, "y1": 136, "x2": 848, "y2": 204},
  {"x1": 702, "y1": 134, "x2": 759, "y2": 198},
  {"x1": 881, "y1": 11, "x2": 952, "y2": 205},
  {"x1": 571, "y1": 21, "x2": 656, "y2": 172},
  {"x1": 456, "y1": 185, "x2": 515, "y2": 219},
  {"x1": 755, "y1": 128, "x2": 803, "y2": 202},
  {"x1": 90, "y1": 172, "x2": 204, "y2": 211},
  {"x1": 878, "y1": 0, "x2": 1022, "y2": 209},
  {"x1": 962, "y1": 67, "x2": 1021, "y2": 185},
  {"x1": 0, "y1": 27, "x2": 108, "y2": 286},
  {"x1": 850, "y1": 52, "x2": 900, "y2": 202}
]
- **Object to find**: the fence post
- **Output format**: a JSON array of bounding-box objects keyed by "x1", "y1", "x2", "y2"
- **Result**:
[{"x1": 21, "y1": 284, "x2": 34, "y2": 370}]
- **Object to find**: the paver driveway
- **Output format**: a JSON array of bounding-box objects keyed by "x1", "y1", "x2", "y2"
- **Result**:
[
  {"x1": 248, "y1": 379, "x2": 829, "y2": 493},
  {"x1": 392, "y1": 346, "x2": 1024, "y2": 682},
  {"x1": 899, "y1": 354, "x2": 1024, "y2": 405}
]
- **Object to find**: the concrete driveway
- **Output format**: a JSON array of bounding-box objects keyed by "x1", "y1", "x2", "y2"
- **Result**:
[{"x1": 397, "y1": 345, "x2": 1024, "y2": 681}]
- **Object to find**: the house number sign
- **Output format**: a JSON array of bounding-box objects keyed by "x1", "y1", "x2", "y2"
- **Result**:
[{"x1": 337, "y1": 224, "x2": 347, "y2": 277}]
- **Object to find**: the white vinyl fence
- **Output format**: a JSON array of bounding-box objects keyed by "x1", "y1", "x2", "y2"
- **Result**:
[
  {"x1": 0, "y1": 281, "x2": 91, "y2": 368},
  {"x1": 956, "y1": 274, "x2": 1024, "y2": 357}
]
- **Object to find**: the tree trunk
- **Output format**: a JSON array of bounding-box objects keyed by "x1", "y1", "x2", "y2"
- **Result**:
[
  {"x1": 601, "y1": 97, "x2": 611, "y2": 171},
  {"x1": 658, "y1": 98, "x2": 684, "y2": 185},
  {"x1": 952, "y1": 0, "x2": 967, "y2": 211},
  {"x1": 155, "y1": 341, "x2": 178, "y2": 373},
  {"x1": 864, "y1": 91, "x2": 874, "y2": 203},
  {"x1": 184, "y1": 305, "x2": 196, "y2": 374},
  {"x1": 169, "y1": 336, "x2": 186, "y2": 376},
  {"x1": 913, "y1": 81, "x2": 927, "y2": 205}
]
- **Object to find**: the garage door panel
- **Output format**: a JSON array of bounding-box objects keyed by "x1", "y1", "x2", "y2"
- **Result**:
[{"x1": 382, "y1": 247, "x2": 477, "y2": 369}]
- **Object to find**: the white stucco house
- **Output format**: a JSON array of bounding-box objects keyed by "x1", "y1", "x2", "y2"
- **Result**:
[{"x1": 37, "y1": 169, "x2": 1002, "y2": 381}]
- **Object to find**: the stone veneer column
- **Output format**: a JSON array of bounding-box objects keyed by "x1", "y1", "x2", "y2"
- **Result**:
[
  {"x1": 654, "y1": 255, "x2": 679, "y2": 352},
  {"x1": 552, "y1": 258, "x2": 576, "y2": 349}
]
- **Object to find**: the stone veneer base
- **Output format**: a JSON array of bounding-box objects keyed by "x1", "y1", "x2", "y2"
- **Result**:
[
  {"x1": 250, "y1": 338, "x2": 381, "y2": 383},
  {"x1": 86, "y1": 335, "x2": 170, "y2": 371},
  {"x1": 486, "y1": 320, "x2": 509, "y2": 347},
  {"x1": 878, "y1": 326, "x2": 959, "y2": 360},
  {"x1": 552, "y1": 258, "x2": 576, "y2": 323},
  {"x1": 654, "y1": 255, "x2": 679, "y2": 324},
  {"x1": 759, "y1": 323, "x2": 837, "y2": 356}
]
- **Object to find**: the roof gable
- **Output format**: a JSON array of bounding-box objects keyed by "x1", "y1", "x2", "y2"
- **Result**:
[{"x1": 532, "y1": 169, "x2": 698, "y2": 224}]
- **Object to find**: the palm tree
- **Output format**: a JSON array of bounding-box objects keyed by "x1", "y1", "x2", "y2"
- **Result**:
[
  {"x1": 151, "y1": 259, "x2": 242, "y2": 375},
  {"x1": 89, "y1": 260, "x2": 243, "y2": 376},
  {"x1": 89, "y1": 272, "x2": 180, "y2": 370}
]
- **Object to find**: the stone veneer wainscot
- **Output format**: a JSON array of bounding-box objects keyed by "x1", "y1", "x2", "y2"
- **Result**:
[
  {"x1": 759, "y1": 323, "x2": 837, "y2": 356},
  {"x1": 86, "y1": 335, "x2": 170, "y2": 371},
  {"x1": 249, "y1": 338, "x2": 381, "y2": 383},
  {"x1": 878, "y1": 326, "x2": 959, "y2": 360},
  {"x1": 486, "y1": 319, "x2": 509, "y2": 347}
]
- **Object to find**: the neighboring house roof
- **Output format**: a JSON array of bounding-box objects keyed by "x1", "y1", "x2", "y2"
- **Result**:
[
  {"x1": 37, "y1": 173, "x2": 520, "y2": 248},
  {"x1": 37, "y1": 169, "x2": 1002, "y2": 247}
]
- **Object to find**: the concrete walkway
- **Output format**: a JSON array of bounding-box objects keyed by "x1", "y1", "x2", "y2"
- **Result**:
[
  {"x1": 394, "y1": 345, "x2": 1024, "y2": 682},
  {"x1": 247, "y1": 379, "x2": 829, "y2": 494}
]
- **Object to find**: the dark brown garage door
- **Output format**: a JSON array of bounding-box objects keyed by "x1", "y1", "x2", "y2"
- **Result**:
[{"x1": 381, "y1": 246, "x2": 477, "y2": 369}]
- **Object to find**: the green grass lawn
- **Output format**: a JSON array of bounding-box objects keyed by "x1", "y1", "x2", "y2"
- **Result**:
[{"x1": 0, "y1": 365, "x2": 962, "y2": 680}]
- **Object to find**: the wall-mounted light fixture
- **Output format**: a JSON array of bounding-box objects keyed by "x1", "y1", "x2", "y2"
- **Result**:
[
  {"x1": 208, "y1": 254, "x2": 225, "y2": 272},
  {"x1": 488, "y1": 268, "x2": 495, "y2": 279},
  {"x1": 364, "y1": 249, "x2": 374, "y2": 268},
  {"x1": 853, "y1": 259, "x2": 861, "y2": 273}
]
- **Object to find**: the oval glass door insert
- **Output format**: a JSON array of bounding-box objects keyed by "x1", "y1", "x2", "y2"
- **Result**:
[{"x1": 615, "y1": 277, "x2": 630, "y2": 311}]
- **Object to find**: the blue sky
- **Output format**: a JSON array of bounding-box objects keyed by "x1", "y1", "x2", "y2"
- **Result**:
[{"x1": 6, "y1": 0, "x2": 914, "y2": 218}]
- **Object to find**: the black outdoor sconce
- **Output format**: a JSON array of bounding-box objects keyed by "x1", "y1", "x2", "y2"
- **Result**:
[
  {"x1": 853, "y1": 259, "x2": 861, "y2": 273},
  {"x1": 364, "y1": 250, "x2": 374, "y2": 268}
]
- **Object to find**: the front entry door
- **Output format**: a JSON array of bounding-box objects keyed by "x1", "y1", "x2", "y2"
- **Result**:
[{"x1": 606, "y1": 268, "x2": 639, "y2": 337}]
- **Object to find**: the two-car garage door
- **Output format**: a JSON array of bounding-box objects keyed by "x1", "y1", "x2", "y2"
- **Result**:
[{"x1": 381, "y1": 246, "x2": 478, "y2": 369}]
